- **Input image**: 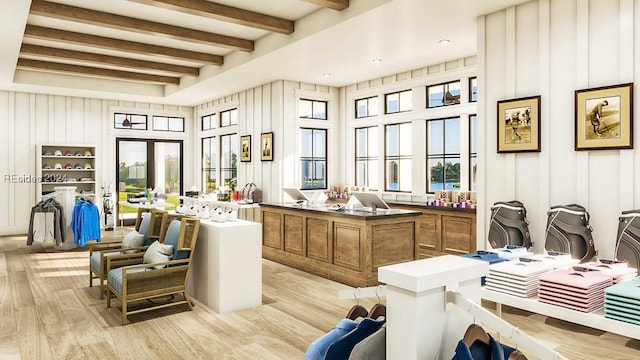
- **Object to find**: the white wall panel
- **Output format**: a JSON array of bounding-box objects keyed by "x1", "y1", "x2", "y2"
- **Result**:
[{"x1": 0, "y1": 92, "x2": 9, "y2": 228}]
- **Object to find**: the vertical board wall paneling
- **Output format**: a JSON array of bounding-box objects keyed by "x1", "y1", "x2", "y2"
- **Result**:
[
  {"x1": 575, "y1": 0, "x2": 590, "y2": 208},
  {"x1": 505, "y1": 6, "x2": 517, "y2": 200},
  {"x1": 0, "y1": 92, "x2": 10, "y2": 228},
  {"x1": 476, "y1": 15, "x2": 488, "y2": 249},
  {"x1": 618, "y1": 0, "x2": 635, "y2": 212},
  {"x1": 635, "y1": 0, "x2": 640, "y2": 208},
  {"x1": 13, "y1": 93, "x2": 31, "y2": 230}
]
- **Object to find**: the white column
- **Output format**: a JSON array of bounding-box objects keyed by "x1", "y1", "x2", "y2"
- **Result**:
[{"x1": 378, "y1": 255, "x2": 488, "y2": 360}]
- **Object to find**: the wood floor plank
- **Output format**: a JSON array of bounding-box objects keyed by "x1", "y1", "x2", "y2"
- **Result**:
[
  {"x1": 0, "y1": 252, "x2": 8, "y2": 276},
  {"x1": 0, "y1": 276, "x2": 17, "y2": 338},
  {"x1": 9, "y1": 271, "x2": 35, "y2": 308},
  {"x1": 36, "y1": 299, "x2": 85, "y2": 359},
  {"x1": 16, "y1": 306, "x2": 53, "y2": 360},
  {"x1": 0, "y1": 334, "x2": 20, "y2": 360},
  {"x1": 80, "y1": 341, "x2": 118, "y2": 360}
]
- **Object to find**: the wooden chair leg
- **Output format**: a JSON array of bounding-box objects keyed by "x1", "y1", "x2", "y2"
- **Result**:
[
  {"x1": 183, "y1": 291, "x2": 193, "y2": 311},
  {"x1": 106, "y1": 289, "x2": 111, "y2": 308},
  {"x1": 122, "y1": 300, "x2": 128, "y2": 325}
]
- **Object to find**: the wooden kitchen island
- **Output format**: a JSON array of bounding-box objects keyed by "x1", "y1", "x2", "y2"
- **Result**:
[{"x1": 261, "y1": 203, "x2": 421, "y2": 287}]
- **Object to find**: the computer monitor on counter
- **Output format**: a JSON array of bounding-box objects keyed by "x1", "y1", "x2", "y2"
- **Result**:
[
  {"x1": 283, "y1": 187, "x2": 310, "y2": 204},
  {"x1": 348, "y1": 192, "x2": 390, "y2": 212}
]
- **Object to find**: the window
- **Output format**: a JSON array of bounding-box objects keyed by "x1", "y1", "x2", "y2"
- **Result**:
[
  {"x1": 220, "y1": 109, "x2": 238, "y2": 127},
  {"x1": 385, "y1": 123, "x2": 412, "y2": 192},
  {"x1": 300, "y1": 128, "x2": 327, "y2": 190},
  {"x1": 469, "y1": 115, "x2": 478, "y2": 191},
  {"x1": 202, "y1": 136, "x2": 217, "y2": 192},
  {"x1": 355, "y1": 96, "x2": 379, "y2": 118},
  {"x1": 299, "y1": 99, "x2": 327, "y2": 120},
  {"x1": 355, "y1": 127, "x2": 378, "y2": 190},
  {"x1": 385, "y1": 90, "x2": 412, "y2": 114},
  {"x1": 427, "y1": 117, "x2": 461, "y2": 192},
  {"x1": 427, "y1": 81, "x2": 461, "y2": 108},
  {"x1": 220, "y1": 134, "x2": 238, "y2": 189},
  {"x1": 153, "y1": 116, "x2": 184, "y2": 132},
  {"x1": 469, "y1": 77, "x2": 478, "y2": 103},
  {"x1": 202, "y1": 113, "x2": 216, "y2": 131},
  {"x1": 114, "y1": 113, "x2": 147, "y2": 130}
]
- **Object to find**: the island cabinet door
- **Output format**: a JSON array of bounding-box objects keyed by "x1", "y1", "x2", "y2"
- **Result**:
[
  {"x1": 415, "y1": 212, "x2": 441, "y2": 258},
  {"x1": 333, "y1": 222, "x2": 363, "y2": 271},
  {"x1": 284, "y1": 214, "x2": 305, "y2": 255},
  {"x1": 307, "y1": 218, "x2": 332, "y2": 262},
  {"x1": 442, "y1": 215, "x2": 475, "y2": 255},
  {"x1": 262, "y1": 210, "x2": 283, "y2": 250}
]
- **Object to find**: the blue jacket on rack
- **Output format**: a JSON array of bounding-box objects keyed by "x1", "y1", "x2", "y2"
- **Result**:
[{"x1": 71, "y1": 199, "x2": 101, "y2": 247}]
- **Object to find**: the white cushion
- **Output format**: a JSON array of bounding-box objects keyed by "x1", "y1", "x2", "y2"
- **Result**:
[
  {"x1": 121, "y1": 230, "x2": 145, "y2": 254},
  {"x1": 143, "y1": 240, "x2": 174, "y2": 269}
]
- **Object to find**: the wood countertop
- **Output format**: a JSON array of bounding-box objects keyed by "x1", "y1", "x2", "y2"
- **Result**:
[{"x1": 260, "y1": 202, "x2": 421, "y2": 219}]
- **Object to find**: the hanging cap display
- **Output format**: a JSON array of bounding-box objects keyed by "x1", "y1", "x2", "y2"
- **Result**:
[
  {"x1": 54, "y1": 163, "x2": 63, "y2": 169},
  {"x1": 54, "y1": 150, "x2": 63, "y2": 156},
  {"x1": 84, "y1": 163, "x2": 92, "y2": 170},
  {"x1": 84, "y1": 150, "x2": 92, "y2": 156}
]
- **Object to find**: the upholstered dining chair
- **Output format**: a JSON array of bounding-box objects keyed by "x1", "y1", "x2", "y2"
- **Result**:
[
  {"x1": 88, "y1": 208, "x2": 166, "y2": 298},
  {"x1": 106, "y1": 216, "x2": 200, "y2": 325}
]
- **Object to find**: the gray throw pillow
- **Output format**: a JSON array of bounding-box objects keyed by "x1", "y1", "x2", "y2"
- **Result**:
[
  {"x1": 121, "y1": 230, "x2": 145, "y2": 254},
  {"x1": 143, "y1": 240, "x2": 174, "y2": 269}
]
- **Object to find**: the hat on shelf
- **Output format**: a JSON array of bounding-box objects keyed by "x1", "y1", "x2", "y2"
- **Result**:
[
  {"x1": 84, "y1": 163, "x2": 92, "y2": 170},
  {"x1": 83, "y1": 150, "x2": 92, "y2": 157},
  {"x1": 54, "y1": 150, "x2": 63, "y2": 156},
  {"x1": 66, "y1": 177, "x2": 77, "y2": 182},
  {"x1": 54, "y1": 163, "x2": 63, "y2": 169},
  {"x1": 74, "y1": 163, "x2": 83, "y2": 169},
  {"x1": 43, "y1": 163, "x2": 52, "y2": 169},
  {"x1": 64, "y1": 150, "x2": 73, "y2": 156},
  {"x1": 64, "y1": 163, "x2": 73, "y2": 169},
  {"x1": 43, "y1": 150, "x2": 52, "y2": 156},
  {"x1": 74, "y1": 150, "x2": 83, "y2": 156}
]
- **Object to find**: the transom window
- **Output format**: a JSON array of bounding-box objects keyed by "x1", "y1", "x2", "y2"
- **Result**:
[
  {"x1": 153, "y1": 116, "x2": 184, "y2": 132},
  {"x1": 469, "y1": 77, "x2": 478, "y2": 103},
  {"x1": 114, "y1": 113, "x2": 147, "y2": 130},
  {"x1": 427, "y1": 117, "x2": 461, "y2": 192},
  {"x1": 220, "y1": 109, "x2": 238, "y2": 127},
  {"x1": 300, "y1": 128, "x2": 327, "y2": 190},
  {"x1": 355, "y1": 126, "x2": 378, "y2": 190},
  {"x1": 202, "y1": 136, "x2": 217, "y2": 192},
  {"x1": 299, "y1": 99, "x2": 328, "y2": 120},
  {"x1": 202, "y1": 113, "x2": 216, "y2": 131},
  {"x1": 385, "y1": 90, "x2": 412, "y2": 114},
  {"x1": 427, "y1": 81, "x2": 461, "y2": 108},
  {"x1": 385, "y1": 123, "x2": 412, "y2": 192},
  {"x1": 355, "y1": 96, "x2": 379, "y2": 118}
]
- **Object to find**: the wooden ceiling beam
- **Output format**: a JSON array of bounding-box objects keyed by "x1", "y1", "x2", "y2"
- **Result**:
[
  {"x1": 24, "y1": 25, "x2": 223, "y2": 65},
  {"x1": 17, "y1": 58, "x2": 181, "y2": 84},
  {"x1": 128, "y1": 0, "x2": 294, "y2": 34},
  {"x1": 29, "y1": 0, "x2": 254, "y2": 51},
  {"x1": 20, "y1": 44, "x2": 200, "y2": 77},
  {"x1": 300, "y1": 0, "x2": 349, "y2": 11}
]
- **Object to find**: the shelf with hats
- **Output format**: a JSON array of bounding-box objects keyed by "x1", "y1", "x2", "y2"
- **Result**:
[{"x1": 37, "y1": 144, "x2": 98, "y2": 200}]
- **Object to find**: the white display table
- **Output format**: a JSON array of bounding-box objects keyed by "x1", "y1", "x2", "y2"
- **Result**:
[{"x1": 188, "y1": 219, "x2": 262, "y2": 314}]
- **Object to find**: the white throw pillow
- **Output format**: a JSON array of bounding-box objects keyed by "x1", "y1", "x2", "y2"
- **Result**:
[
  {"x1": 143, "y1": 240, "x2": 174, "y2": 269},
  {"x1": 121, "y1": 230, "x2": 145, "y2": 254}
]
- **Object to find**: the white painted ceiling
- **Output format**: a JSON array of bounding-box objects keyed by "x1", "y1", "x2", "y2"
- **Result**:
[{"x1": 0, "y1": 0, "x2": 528, "y2": 106}]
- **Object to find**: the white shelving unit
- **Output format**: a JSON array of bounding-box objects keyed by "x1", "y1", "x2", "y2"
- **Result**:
[
  {"x1": 481, "y1": 287, "x2": 640, "y2": 340},
  {"x1": 37, "y1": 144, "x2": 98, "y2": 199}
]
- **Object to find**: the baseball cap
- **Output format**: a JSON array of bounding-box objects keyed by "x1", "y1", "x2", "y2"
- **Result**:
[
  {"x1": 54, "y1": 150, "x2": 63, "y2": 156},
  {"x1": 43, "y1": 150, "x2": 52, "y2": 156},
  {"x1": 43, "y1": 163, "x2": 52, "y2": 169},
  {"x1": 54, "y1": 163, "x2": 63, "y2": 169},
  {"x1": 84, "y1": 150, "x2": 92, "y2": 156},
  {"x1": 64, "y1": 163, "x2": 73, "y2": 169},
  {"x1": 64, "y1": 150, "x2": 73, "y2": 156},
  {"x1": 74, "y1": 163, "x2": 83, "y2": 170},
  {"x1": 74, "y1": 150, "x2": 83, "y2": 156},
  {"x1": 84, "y1": 163, "x2": 92, "y2": 170}
]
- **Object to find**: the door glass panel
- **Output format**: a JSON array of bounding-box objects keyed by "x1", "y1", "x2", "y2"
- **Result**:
[
  {"x1": 118, "y1": 140, "x2": 147, "y2": 219},
  {"x1": 155, "y1": 142, "x2": 181, "y2": 207}
]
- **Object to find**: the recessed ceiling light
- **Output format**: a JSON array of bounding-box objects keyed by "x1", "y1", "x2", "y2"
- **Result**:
[
  {"x1": 439, "y1": 39, "x2": 451, "y2": 44},
  {"x1": 372, "y1": 58, "x2": 383, "y2": 63},
  {"x1": 322, "y1": 73, "x2": 332, "y2": 77}
]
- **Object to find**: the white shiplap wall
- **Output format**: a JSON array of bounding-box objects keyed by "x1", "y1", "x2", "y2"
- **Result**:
[{"x1": 478, "y1": 0, "x2": 640, "y2": 259}]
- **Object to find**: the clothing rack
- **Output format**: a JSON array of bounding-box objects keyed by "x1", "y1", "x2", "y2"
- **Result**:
[
  {"x1": 446, "y1": 290, "x2": 567, "y2": 360},
  {"x1": 338, "y1": 285, "x2": 386, "y2": 300}
]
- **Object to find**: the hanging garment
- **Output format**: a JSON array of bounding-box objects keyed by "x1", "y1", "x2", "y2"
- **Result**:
[
  {"x1": 453, "y1": 327, "x2": 519, "y2": 360},
  {"x1": 27, "y1": 198, "x2": 66, "y2": 245},
  {"x1": 304, "y1": 319, "x2": 358, "y2": 360},
  {"x1": 324, "y1": 317, "x2": 386, "y2": 360},
  {"x1": 348, "y1": 325, "x2": 385, "y2": 360},
  {"x1": 71, "y1": 199, "x2": 101, "y2": 247}
]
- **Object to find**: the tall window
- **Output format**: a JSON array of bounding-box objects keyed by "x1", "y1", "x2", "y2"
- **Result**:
[
  {"x1": 355, "y1": 126, "x2": 378, "y2": 190},
  {"x1": 385, "y1": 90, "x2": 412, "y2": 114},
  {"x1": 427, "y1": 81, "x2": 461, "y2": 108},
  {"x1": 114, "y1": 113, "x2": 147, "y2": 130},
  {"x1": 355, "y1": 96, "x2": 379, "y2": 118},
  {"x1": 202, "y1": 113, "x2": 216, "y2": 130},
  {"x1": 427, "y1": 117, "x2": 461, "y2": 192},
  {"x1": 385, "y1": 123, "x2": 412, "y2": 192},
  {"x1": 220, "y1": 134, "x2": 238, "y2": 189},
  {"x1": 299, "y1": 99, "x2": 327, "y2": 120},
  {"x1": 469, "y1": 115, "x2": 478, "y2": 191},
  {"x1": 220, "y1": 109, "x2": 238, "y2": 127},
  {"x1": 202, "y1": 136, "x2": 217, "y2": 192},
  {"x1": 469, "y1": 77, "x2": 478, "y2": 102},
  {"x1": 153, "y1": 116, "x2": 184, "y2": 132},
  {"x1": 300, "y1": 128, "x2": 327, "y2": 190}
]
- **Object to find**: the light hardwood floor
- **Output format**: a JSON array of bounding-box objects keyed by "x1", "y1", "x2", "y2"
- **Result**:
[{"x1": 0, "y1": 231, "x2": 639, "y2": 360}]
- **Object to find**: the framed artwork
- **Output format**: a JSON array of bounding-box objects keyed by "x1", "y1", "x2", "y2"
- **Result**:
[
  {"x1": 575, "y1": 83, "x2": 634, "y2": 150},
  {"x1": 496, "y1": 95, "x2": 541, "y2": 153},
  {"x1": 240, "y1": 135, "x2": 251, "y2": 162},
  {"x1": 261, "y1": 132, "x2": 273, "y2": 161}
]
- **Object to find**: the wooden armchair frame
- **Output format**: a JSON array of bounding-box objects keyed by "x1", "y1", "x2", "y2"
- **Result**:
[
  {"x1": 106, "y1": 217, "x2": 200, "y2": 325},
  {"x1": 89, "y1": 208, "x2": 166, "y2": 298}
]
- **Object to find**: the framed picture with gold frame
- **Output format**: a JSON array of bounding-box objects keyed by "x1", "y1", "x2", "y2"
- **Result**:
[
  {"x1": 240, "y1": 135, "x2": 251, "y2": 162},
  {"x1": 497, "y1": 95, "x2": 541, "y2": 153},
  {"x1": 260, "y1": 132, "x2": 273, "y2": 161},
  {"x1": 575, "y1": 83, "x2": 633, "y2": 151}
]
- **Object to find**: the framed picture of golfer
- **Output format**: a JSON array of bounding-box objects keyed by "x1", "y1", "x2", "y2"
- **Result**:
[
  {"x1": 260, "y1": 132, "x2": 273, "y2": 161},
  {"x1": 575, "y1": 83, "x2": 633, "y2": 150},
  {"x1": 240, "y1": 135, "x2": 251, "y2": 162},
  {"x1": 497, "y1": 95, "x2": 541, "y2": 153}
]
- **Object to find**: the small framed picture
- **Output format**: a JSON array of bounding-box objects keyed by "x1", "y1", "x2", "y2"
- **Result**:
[
  {"x1": 261, "y1": 132, "x2": 273, "y2": 161},
  {"x1": 497, "y1": 95, "x2": 541, "y2": 153},
  {"x1": 574, "y1": 83, "x2": 634, "y2": 150},
  {"x1": 240, "y1": 135, "x2": 251, "y2": 162}
]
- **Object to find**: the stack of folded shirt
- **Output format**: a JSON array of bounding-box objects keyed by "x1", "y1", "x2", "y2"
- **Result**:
[
  {"x1": 485, "y1": 258, "x2": 555, "y2": 297},
  {"x1": 581, "y1": 259, "x2": 637, "y2": 284},
  {"x1": 460, "y1": 250, "x2": 508, "y2": 285},
  {"x1": 538, "y1": 266, "x2": 613, "y2": 312},
  {"x1": 527, "y1": 251, "x2": 580, "y2": 269},
  {"x1": 490, "y1": 245, "x2": 533, "y2": 260},
  {"x1": 604, "y1": 277, "x2": 640, "y2": 325}
]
